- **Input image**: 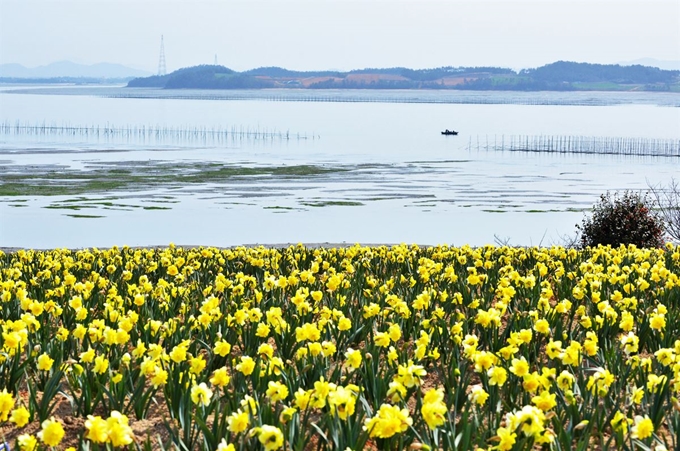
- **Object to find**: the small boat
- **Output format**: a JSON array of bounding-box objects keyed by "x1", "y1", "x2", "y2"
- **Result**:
[{"x1": 441, "y1": 129, "x2": 458, "y2": 135}]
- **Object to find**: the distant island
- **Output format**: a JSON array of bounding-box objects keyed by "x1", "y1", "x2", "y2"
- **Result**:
[
  {"x1": 127, "y1": 61, "x2": 680, "y2": 92},
  {"x1": 0, "y1": 61, "x2": 151, "y2": 81},
  {"x1": 0, "y1": 76, "x2": 136, "y2": 84}
]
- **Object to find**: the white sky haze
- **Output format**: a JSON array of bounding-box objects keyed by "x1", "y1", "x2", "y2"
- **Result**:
[{"x1": 0, "y1": 0, "x2": 679, "y2": 72}]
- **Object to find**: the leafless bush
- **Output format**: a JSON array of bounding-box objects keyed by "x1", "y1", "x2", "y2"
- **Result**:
[
  {"x1": 648, "y1": 178, "x2": 680, "y2": 242},
  {"x1": 556, "y1": 231, "x2": 580, "y2": 249}
]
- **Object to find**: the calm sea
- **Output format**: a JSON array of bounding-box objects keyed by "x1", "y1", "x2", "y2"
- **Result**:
[{"x1": 1, "y1": 86, "x2": 679, "y2": 248}]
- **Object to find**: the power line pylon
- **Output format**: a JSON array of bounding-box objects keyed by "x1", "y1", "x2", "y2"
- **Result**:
[{"x1": 158, "y1": 35, "x2": 167, "y2": 76}]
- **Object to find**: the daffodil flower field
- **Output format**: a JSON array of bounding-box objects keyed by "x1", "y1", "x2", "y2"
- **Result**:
[{"x1": 1, "y1": 243, "x2": 679, "y2": 450}]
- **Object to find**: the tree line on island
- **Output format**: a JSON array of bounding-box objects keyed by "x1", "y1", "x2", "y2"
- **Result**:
[{"x1": 127, "y1": 61, "x2": 680, "y2": 92}]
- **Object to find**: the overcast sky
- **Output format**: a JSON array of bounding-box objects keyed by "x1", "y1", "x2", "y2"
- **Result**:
[{"x1": 1, "y1": 0, "x2": 678, "y2": 72}]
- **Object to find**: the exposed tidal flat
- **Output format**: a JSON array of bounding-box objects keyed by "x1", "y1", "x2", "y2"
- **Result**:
[{"x1": 0, "y1": 86, "x2": 679, "y2": 248}]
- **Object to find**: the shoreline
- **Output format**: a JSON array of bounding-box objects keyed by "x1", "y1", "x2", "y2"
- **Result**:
[{"x1": 0, "y1": 242, "x2": 436, "y2": 253}]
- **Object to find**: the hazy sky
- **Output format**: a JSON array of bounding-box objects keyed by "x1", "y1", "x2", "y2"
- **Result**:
[{"x1": 1, "y1": 0, "x2": 678, "y2": 72}]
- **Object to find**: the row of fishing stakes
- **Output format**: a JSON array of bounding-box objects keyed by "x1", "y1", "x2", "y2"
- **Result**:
[
  {"x1": 470, "y1": 135, "x2": 680, "y2": 157},
  {"x1": 0, "y1": 121, "x2": 316, "y2": 143}
]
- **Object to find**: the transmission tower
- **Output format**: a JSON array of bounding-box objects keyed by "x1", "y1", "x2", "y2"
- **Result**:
[
  {"x1": 157, "y1": 35, "x2": 167, "y2": 76},
  {"x1": 214, "y1": 54, "x2": 218, "y2": 65}
]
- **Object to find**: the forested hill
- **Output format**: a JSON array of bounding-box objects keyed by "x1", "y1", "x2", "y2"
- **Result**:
[
  {"x1": 522, "y1": 61, "x2": 677, "y2": 84},
  {"x1": 127, "y1": 65, "x2": 274, "y2": 89},
  {"x1": 127, "y1": 61, "x2": 680, "y2": 91}
]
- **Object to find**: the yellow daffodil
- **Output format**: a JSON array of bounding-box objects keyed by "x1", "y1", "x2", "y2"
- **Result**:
[
  {"x1": 631, "y1": 415, "x2": 654, "y2": 439},
  {"x1": 327, "y1": 386, "x2": 357, "y2": 420},
  {"x1": 266, "y1": 381, "x2": 289, "y2": 403},
  {"x1": 344, "y1": 348, "x2": 362, "y2": 370},
  {"x1": 509, "y1": 357, "x2": 530, "y2": 377},
  {"x1": 495, "y1": 426, "x2": 516, "y2": 450},
  {"x1": 0, "y1": 389, "x2": 15, "y2": 422},
  {"x1": 190, "y1": 382, "x2": 213, "y2": 406},
  {"x1": 9, "y1": 405, "x2": 30, "y2": 428},
  {"x1": 106, "y1": 411, "x2": 134, "y2": 447},
  {"x1": 227, "y1": 410, "x2": 249, "y2": 433},
  {"x1": 236, "y1": 356, "x2": 256, "y2": 376},
  {"x1": 469, "y1": 385, "x2": 489, "y2": 406},
  {"x1": 213, "y1": 340, "x2": 232, "y2": 357},
  {"x1": 85, "y1": 415, "x2": 109, "y2": 443},
  {"x1": 531, "y1": 390, "x2": 557, "y2": 411},
  {"x1": 38, "y1": 417, "x2": 65, "y2": 447},
  {"x1": 363, "y1": 404, "x2": 413, "y2": 438},
  {"x1": 254, "y1": 425, "x2": 284, "y2": 451},
  {"x1": 17, "y1": 434, "x2": 38, "y2": 451},
  {"x1": 487, "y1": 366, "x2": 508, "y2": 386},
  {"x1": 421, "y1": 388, "x2": 447, "y2": 429},
  {"x1": 210, "y1": 367, "x2": 231, "y2": 388}
]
